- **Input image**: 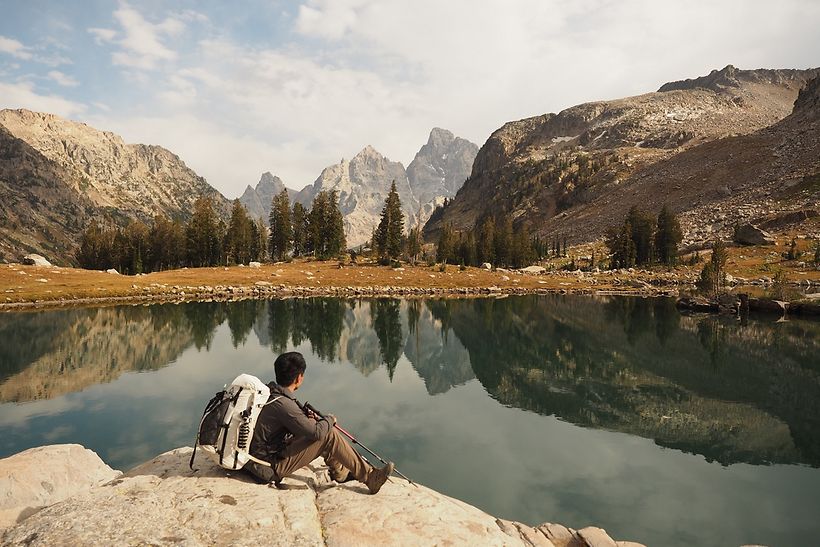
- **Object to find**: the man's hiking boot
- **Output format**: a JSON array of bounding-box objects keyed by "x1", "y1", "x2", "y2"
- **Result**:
[{"x1": 365, "y1": 462, "x2": 394, "y2": 494}]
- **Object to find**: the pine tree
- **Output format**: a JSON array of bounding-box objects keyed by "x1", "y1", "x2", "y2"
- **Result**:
[
  {"x1": 375, "y1": 180, "x2": 405, "y2": 261},
  {"x1": 268, "y1": 190, "x2": 292, "y2": 261},
  {"x1": 710, "y1": 240, "x2": 728, "y2": 290},
  {"x1": 306, "y1": 190, "x2": 346, "y2": 259},
  {"x1": 226, "y1": 199, "x2": 254, "y2": 264},
  {"x1": 307, "y1": 192, "x2": 327, "y2": 257},
  {"x1": 654, "y1": 204, "x2": 683, "y2": 266},
  {"x1": 477, "y1": 218, "x2": 495, "y2": 265},
  {"x1": 77, "y1": 221, "x2": 114, "y2": 270},
  {"x1": 291, "y1": 202, "x2": 307, "y2": 257},
  {"x1": 186, "y1": 196, "x2": 221, "y2": 267},
  {"x1": 627, "y1": 206, "x2": 655, "y2": 265},
  {"x1": 605, "y1": 222, "x2": 637, "y2": 269},
  {"x1": 437, "y1": 224, "x2": 454, "y2": 263},
  {"x1": 494, "y1": 218, "x2": 513, "y2": 267},
  {"x1": 406, "y1": 227, "x2": 422, "y2": 264},
  {"x1": 252, "y1": 217, "x2": 267, "y2": 261},
  {"x1": 511, "y1": 225, "x2": 533, "y2": 268},
  {"x1": 325, "y1": 190, "x2": 346, "y2": 258},
  {"x1": 148, "y1": 214, "x2": 173, "y2": 271}
]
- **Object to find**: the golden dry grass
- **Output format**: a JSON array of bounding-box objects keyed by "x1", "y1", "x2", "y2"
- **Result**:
[{"x1": 1, "y1": 238, "x2": 817, "y2": 309}]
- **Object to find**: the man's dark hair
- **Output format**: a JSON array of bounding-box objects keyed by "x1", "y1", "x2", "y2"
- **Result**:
[{"x1": 274, "y1": 352, "x2": 307, "y2": 386}]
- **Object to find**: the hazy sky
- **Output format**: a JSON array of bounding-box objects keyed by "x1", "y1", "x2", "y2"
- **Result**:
[{"x1": 1, "y1": 0, "x2": 818, "y2": 198}]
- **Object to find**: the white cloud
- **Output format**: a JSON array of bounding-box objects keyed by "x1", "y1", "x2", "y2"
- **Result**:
[
  {"x1": 88, "y1": 27, "x2": 117, "y2": 44},
  {"x1": 0, "y1": 81, "x2": 86, "y2": 118},
  {"x1": 0, "y1": 35, "x2": 33, "y2": 60},
  {"x1": 87, "y1": 2, "x2": 185, "y2": 70},
  {"x1": 47, "y1": 70, "x2": 79, "y2": 87}
]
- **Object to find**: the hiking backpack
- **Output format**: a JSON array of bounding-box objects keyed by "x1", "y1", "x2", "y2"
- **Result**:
[{"x1": 189, "y1": 373, "x2": 282, "y2": 471}]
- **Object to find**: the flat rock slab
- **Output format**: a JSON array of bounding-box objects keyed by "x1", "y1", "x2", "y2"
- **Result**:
[
  {"x1": 2, "y1": 447, "x2": 529, "y2": 546},
  {"x1": 0, "y1": 444, "x2": 119, "y2": 530},
  {"x1": 2, "y1": 445, "x2": 646, "y2": 546}
]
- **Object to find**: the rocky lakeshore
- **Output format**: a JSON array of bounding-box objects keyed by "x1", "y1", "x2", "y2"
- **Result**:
[{"x1": 1, "y1": 444, "x2": 645, "y2": 547}]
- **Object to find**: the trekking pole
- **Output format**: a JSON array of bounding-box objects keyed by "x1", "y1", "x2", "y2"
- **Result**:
[{"x1": 304, "y1": 402, "x2": 417, "y2": 487}]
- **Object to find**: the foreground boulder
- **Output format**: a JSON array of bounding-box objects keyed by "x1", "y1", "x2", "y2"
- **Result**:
[
  {"x1": 1, "y1": 445, "x2": 643, "y2": 546},
  {"x1": 0, "y1": 444, "x2": 119, "y2": 529},
  {"x1": 22, "y1": 254, "x2": 52, "y2": 267},
  {"x1": 733, "y1": 224, "x2": 776, "y2": 246}
]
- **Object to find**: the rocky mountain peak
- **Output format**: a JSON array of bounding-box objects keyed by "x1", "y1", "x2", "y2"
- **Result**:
[
  {"x1": 427, "y1": 127, "x2": 455, "y2": 147},
  {"x1": 238, "y1": 172, "x2": 291, "y2": 221}
]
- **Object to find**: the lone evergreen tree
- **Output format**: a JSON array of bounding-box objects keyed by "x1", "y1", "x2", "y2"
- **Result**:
[
  {"x1": 697, "y1": 240, "x2": 729, "y2": 296},
  {"x1": 269, "y1": 190, "x2": 292, "y2": 261},
  {"x1": 654, "y1": 204, "x2": 683, "y2": 266},
  {"x1": 375, "y1": 180, "x2": 405, "y2": 261}
]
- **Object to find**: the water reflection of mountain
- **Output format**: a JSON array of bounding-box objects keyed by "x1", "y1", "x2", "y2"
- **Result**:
[
  {"x1": 429, "y1": 295, "x2": 820, "y2": 467},
  {"x1": 258, "y1": 298, "x2": 473, "y2": 394},
  {"x1": 0, "y1": 305, "x2": 206, "y2": 403},
  {"x1": 405, "y1": 300, "x2": 474, "y2": 395}
]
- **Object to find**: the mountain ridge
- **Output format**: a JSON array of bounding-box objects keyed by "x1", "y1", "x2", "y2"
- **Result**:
[
  {"x1": 423, "y1": 65, "x2": 820, "y2": 246},
  {"x1": 0, "y1": 109, "x2": 230, "y2": 264}
]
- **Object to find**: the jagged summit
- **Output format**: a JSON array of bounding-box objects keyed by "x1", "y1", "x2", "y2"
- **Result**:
[
  {"x1": 238, "y1": 171, "x2": 291, "y2": 221},
  {"x1": 289, "y1": 130, "x2": 477, "y2": 246}
]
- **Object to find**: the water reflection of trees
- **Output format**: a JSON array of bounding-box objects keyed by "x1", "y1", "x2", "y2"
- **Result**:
[
  {"x1": 267, "y1": 298, "x2": 347, "y2": 361},
  {"x1": 429, "y1": 295, "x2": 820, "y2": 467},
  {"x1": 371, "y1": 299, "x2": 403, "y2": 379},
  {"x1": 0, "y1": 304, "x2": 201, "y2": 402}
]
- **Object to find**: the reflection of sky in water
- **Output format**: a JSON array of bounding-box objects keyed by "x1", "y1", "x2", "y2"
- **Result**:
[{"x1": 0, "y1": 297, "x2": 819, "y2": 547}]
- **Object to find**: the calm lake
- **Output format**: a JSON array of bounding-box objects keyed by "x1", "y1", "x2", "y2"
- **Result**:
[{"x1": 1, "y1": 295, "x2": 819, "y2": 547}]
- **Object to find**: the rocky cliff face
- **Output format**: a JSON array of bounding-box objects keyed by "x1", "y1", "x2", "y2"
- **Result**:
[
  {"x1": 0, "y1": 109, "x2": 229, "y2": 264},
  {"x1": 406, "y1": 128, "x2": 478, "y2": 222},
  {"x1": 423, "y1": 66, "x2": 820, "y2": 245},
  {"x1": 238, "y1": 172, "x2": 292, "y2": 222}
]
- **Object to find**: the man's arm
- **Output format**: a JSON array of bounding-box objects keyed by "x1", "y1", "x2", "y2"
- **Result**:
[{"x1": 278, "y1": 398, "x2": 333, "y2": 442}]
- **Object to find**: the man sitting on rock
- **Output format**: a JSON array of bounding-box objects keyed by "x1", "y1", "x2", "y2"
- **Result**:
[{"x1": 245, "y1": 351, "x2": 394, "y2": 494}]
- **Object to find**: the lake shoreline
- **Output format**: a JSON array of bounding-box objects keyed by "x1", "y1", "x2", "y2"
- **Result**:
[
  {"x1": 1, "y1": 260, "x2": 691, "y2": 311},
  {"x1": 0, "y1": 282, "x2": 683, "y2": 311}
]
